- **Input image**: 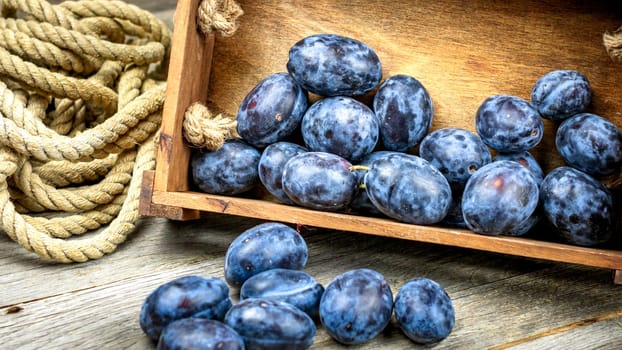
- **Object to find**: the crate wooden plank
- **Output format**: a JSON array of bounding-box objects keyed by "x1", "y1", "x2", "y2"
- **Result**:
[
  {"x1": 154, "y1": 0, "x2": 215, "y2": 193},
  {"x1": 151, "y1": 189, "x2": 622, "y2": 271}
]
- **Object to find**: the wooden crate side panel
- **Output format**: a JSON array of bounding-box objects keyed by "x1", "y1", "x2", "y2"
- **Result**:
[
  {"x1": 151, "y1": 190, "x2": 622, "y2": 271},
  {"x1": 155, "y1": 0, "x2": 214, "y2": 193}
]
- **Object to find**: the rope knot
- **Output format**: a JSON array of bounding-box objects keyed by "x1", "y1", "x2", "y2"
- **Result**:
[
  {"x1": 197, "y1": 0, "x2": 243, "y2": 37},
  {"x1": 604, "y1": 27, "x2": 622, "y2": 60},
  {"x1": 183, "y1": 102, "x2": 239, "y2": 150}
]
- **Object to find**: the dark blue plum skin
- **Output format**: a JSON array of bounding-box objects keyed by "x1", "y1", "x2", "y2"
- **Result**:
[
  {"x1": 419, "y1": 127, "x2": 492, "y2": 191},
  {"x1": 540, "y1": 167, "x2": 613, "y2": 246},
  {"x1": 240, "y1": 268, "x2": 324, "y2": 319},
  {"x1": 475, "y1": 95, "x2": 544, "y2": 153},
  {"x1": 373, "y1": 74, "x2": 434, "y2": 152},
  {"x1": 394, "y1": 278, "x2": 455, "y2": 345},
  {"x1": 156, "y1": 318, "x2": 245, "y2": 350},
  {"x1": 440, "y1": 193, "x2": 467, "y2": 229},
  {"x1": 301, "y1": 97, "x2": 379, "y2": 162},
  {"x1": 282, "y1": 152, "x2": 357, "y2": 211},
  {"x1": 494, "y1": 151, "x2": 544, "y2": 184},
  {"x1": 530, "y1": 70, "x2": 591, "y2": 121},
  {"x1": 258, "y1": 142, "x2": 308, "y2": 204},
  {"x1": 191, "y1": 140, "x2": 260, "y2": 195},
  {"x1": 556, "y1": 113, "x2": 622, "y2": 177},
  {"x1": 236, "y1": 72, "x2": 308, "y2": 148},
  {"x1": 319, "y1": 269, "x2": 393, "y2": 345},
  {"x1": 462, "y1": 160, "x2": 539, "y2": 236},
  {"x1": 224, "y1": 222, "x2": 308, "y2": 288},
  {"x1": 364, "y1": 153, "x2": 452, "y2": 225},
  {"x1": 224, "y1": 298, "x2": 316, "y2": 350},
  {"x1": 349, "y1": 151, "x2": 398, "y2": 215},
  {"x1": 287, "y1": 33, "x2": 382, "y2": 97},
  {"x1": 139, "y1": 276, "x2": 232, "y2": 342}
]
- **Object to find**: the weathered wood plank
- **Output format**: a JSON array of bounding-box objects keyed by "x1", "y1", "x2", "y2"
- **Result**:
[
  {"x1": 2, "y1": 1, "x2": 622, "y2": 350},
  {"x1": 2, "y1": 215, "x2": 622, "y2": 349}
]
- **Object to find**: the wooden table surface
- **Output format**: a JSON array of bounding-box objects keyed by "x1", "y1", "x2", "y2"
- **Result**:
[{"x1": 2, "y1": 1, "x2": 622, "y2": 349}]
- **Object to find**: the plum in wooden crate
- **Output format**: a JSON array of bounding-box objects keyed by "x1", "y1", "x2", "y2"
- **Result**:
[{"x1": 139, "y1": 0, "x2": 622, "y2": 283}]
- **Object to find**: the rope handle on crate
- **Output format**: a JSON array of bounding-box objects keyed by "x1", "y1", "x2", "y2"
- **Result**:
[
  {"x1": 0, "y1": 0, "x2": 239, "y2": 263},
  {"x1": 183, "y1": 0, "x2": 243, "y2": 151}
]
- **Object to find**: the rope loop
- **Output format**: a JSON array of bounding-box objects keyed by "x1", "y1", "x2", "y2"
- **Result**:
[{"x1": 197, "y1": 0, "x2": 243, "y2": 37}]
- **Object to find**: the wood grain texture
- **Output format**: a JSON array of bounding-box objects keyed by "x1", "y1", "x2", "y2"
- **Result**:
[
  {"x1": 154, "y1": 0, "x2": 214, "y2": 193},
  {"x1": 2, "y1": 215, "x2": 622, "y2": 349},
  {"x1": 3, "y1": 1, "x2": 622, "y2": 350}
]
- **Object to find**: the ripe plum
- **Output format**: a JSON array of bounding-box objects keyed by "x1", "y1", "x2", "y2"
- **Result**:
[
  {"x1": 237, "y1": 72, "x2": 308, "y2": 148},
  {"x1": 287, "y1": 33, "x2": 382, "y2": 96}
]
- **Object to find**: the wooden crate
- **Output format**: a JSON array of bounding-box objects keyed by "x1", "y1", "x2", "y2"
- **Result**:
[{"x1": 139, "y1": 0, "x2": 622, "y2": 282}]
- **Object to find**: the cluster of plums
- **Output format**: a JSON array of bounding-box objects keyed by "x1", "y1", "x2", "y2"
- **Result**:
[
  {"x1": 139, "y1": 222, "x2": 455, "y2": 348},
  {"x1": 191, "y1": 33, "x2": 621, "y2": 248}
]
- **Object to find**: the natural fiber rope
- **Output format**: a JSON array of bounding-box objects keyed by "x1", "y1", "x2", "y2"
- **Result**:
[
  {"x1": 0, "y1": 0, "x2": 240, "y2": 263},
  {"x1": 182, "y1": 0, "x2": 243, "y2": 151}
]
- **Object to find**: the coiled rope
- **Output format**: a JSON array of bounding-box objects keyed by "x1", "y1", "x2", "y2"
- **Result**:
[{"x1": 0, "y1": 0, "x2": 241, "y2": 263}]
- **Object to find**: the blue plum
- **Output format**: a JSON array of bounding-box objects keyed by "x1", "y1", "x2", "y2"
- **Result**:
[
  {"x1": 240, "y1": 268, "x2": 324, "y2": 318},
  {"x1": 373, "y1": 74, "x2": 434, "y2": 152},
  {"x1": 139, "y1": 276, "x2": 232, "y2": 342},
  {"x1": 224, "y1": 298, "x2": 316, "y2": 350},
  {"x1": 556, "y1": 113, "x2": 622, "y2": 177},
  {"x1": 156, "y1": 318, "x2": 245, "y2": 350},
  {"x1": 301, "y1": 96, "x2": 379, "y2": 162},
  {"x1": 419, "y1": 127, "x2": 492, "y2": 191},
  {"x1": 236, "y1": 72, "x2": 308, "y2": 148},
  {"x1": 494, "y1": 151, "x2": 544, "y2": 184},
  {"x1": 530, "y1": 69, "x2": 591, "y2": 121},
  {"x1": 364, "y1": 153, "x2": 452, "y2": 225},
  {"x1": 540, "y1": 166, "x2": 613, "y2": 246},
  {"x1": 475, "y1": 95, "x2": 544, "y2": 153},
  {"x1": 349, "y1": 151, "x2": 398, "y2": 216},
  {"x1": 224, "y1": 222, "x2": 308, "y2": 288},
  {"x1": 319, "y1": 268, "x2": 393, "y2": 345},
  {"x1": 287, "y1": 33, "x2": 382, "y2": 97},
  {"x1": 461, "y1": 160, "x2": 539, "y2": 236},
  {"x1": 191, "y1": 140, "x2": 260, "y2": 195},
  {"x1": 258, "y1": 142, "x2": 308, "y2": 204},
  {"x1": 394, "y1": 278, "x2": 455, "y2": 345},
  {"x1": 282, "y1": 152, "x2": 357, "y2": 211}
]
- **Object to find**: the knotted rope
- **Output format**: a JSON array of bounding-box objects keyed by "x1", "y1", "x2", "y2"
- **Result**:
[
  {"x1": 0, "y1": 0, "x2": 240, "y2": 263},
  {"x1": 182, "y1": 0, "x2": 242, "y2": 151}
]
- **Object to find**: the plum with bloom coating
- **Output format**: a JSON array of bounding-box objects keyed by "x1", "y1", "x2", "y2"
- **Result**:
[
  {"x1": 224, "y1": 298, "x2": 316, "y2": 349},
  {"x1": 282, "y1": 152, "x2": 357, "y2": 211},
  {"x1": 287, "y1": 33, "x2": 382, "y2": 97},
  {"x1": 224, "y1": 222, "x2": 308, "y2": 287},
  {"x1": 556, "y1": 113, "x2": 622, "y2": 177},
  {"x1": 156, "y1": 318, "x2": 245, "y2": 350},
  {"x1": 237, "y1": 72, "x2": 308, "y2": 148},
  {"x1": 540, "y1": 166, "x2": 613, "y2": 246},
  {"x1": 301, "y1": 96, "x2": 379, "y2": 162},
  {"x1": 373, "y1": 74, "x2": 434, "y2": 152},
  {"x1": 475, "y1": 94, "x2": 543, "y2": 153},
  {"x1": 462, "y1": 160, "x2": 539, "y2": 236},
  {"x1": 364, "y1": 153, "x2": 452, "y2": 225},
  {"x1": 394, "y1": 278, "x2": 455, "y2": 345},
  {"x1": 240, "y1": 268, "x2": 324, "y2": 318},
  {"x1": 530, "y1": 69, "x2": 591, "y2": 121},
  {"x1": 319, "y1": 268, "x2": 393, "y2": 345},
  {"x1": 191, "y1": 140, "x2": 260, "y2": 195},
  {"x1": 139, "y1": 276, "x2": 232, "y2": 342}
]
